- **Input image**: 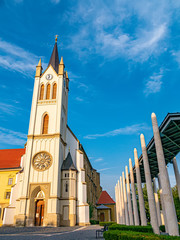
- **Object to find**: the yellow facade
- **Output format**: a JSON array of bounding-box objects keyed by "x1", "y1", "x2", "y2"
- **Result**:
[{"x1": 0, "y1": 169, "x2": 18, "y2": 226}]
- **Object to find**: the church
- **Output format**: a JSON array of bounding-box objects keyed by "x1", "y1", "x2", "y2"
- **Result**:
[{"x1": 1, "y1": 38, "x2": 102, "y2": 227}]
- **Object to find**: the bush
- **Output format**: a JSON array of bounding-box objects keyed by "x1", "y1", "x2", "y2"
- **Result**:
[
  {"x1": 90, "y1": 220, "x2": 99, "y2": 225},
  {"x1": 160, "y1": 225, "x2": 180, "y2": 233},
  {"x1": 103, "y1": 230, "x2": 180, "y2": 240},
  {"x1": 109, "y1": 224, "x2": 153, "y2": 233},
  {"x1": 99, "y1": 221, "x2": 116, "y2": 226}
]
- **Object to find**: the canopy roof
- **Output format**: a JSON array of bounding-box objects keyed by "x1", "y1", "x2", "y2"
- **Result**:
[{"x1": 133, "y1": 113, "x2": 180, "y2": 183}]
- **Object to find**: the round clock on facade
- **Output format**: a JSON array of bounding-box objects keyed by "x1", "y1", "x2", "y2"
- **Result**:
[
  {"x1": 32, "y1": 152, "x2": 52, "y2": 171},
  {"x1": 46, "y1": 74, "x2": 53, "y2": 80}
]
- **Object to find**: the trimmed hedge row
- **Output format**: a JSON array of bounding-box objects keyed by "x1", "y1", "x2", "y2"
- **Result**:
[
  {"x1": 103, "y1": 230, "x2": 180, "y2": 240},
  {"x1": 99, "y1": 221, "x2": 116, "y2": 226},
  {"x1": 160, "y1": 225, "x2": 180, "y2": 233},
  {"x1": 109, "y1": 224, "x2": 153, "y2": 233},
  {"x1": 90, "y1": 220, "x2": 99, "y2": 225}
]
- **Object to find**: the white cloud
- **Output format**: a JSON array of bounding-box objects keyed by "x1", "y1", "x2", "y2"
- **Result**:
[
  {"x1": 144, "y1": 70, "x2": 164, "y2": 96},
  {"x1": 0, "y1": 39, "x2": 42, "y2": 76},
  {"x1": 75, "y1": 97, "x2": 84, "y2": 102},
  {"x1": 51, "y1": 0, "x2": 60, "y2": 3},
  {"x1": 65, "y1": 0, "x2": 170, "y2": 61},
  {"x1": 97, "y1": 167, "x2": 113, "y2": 172},
  {"x1": 94, "y1": 158, "x2": 103, "y2": 162},
  {"x1": 0, "y1": 127, "x2": 26, "y2": 146},
  {"x1": 84, "y1": 123, "x2": 150, "y2": 139},
  {"x1": 0, "y1": 102, "x2": 21, "y2": 115}
]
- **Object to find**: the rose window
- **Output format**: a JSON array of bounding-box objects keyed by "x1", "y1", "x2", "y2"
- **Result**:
[{"x1": 32, "y1": 152, "x2": 52, "y2": 171}]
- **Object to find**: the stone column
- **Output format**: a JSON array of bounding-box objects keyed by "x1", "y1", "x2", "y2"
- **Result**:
[
  {"x1": 120, "y1": 176, "x2": 125, "y2": 224},
  {"x1": 158, "y1": 174, "x2": 168, "y2": 233},
  {"x1": 129, "y1": 158, "x2": 139, "y2": 225},
  {"x1": 118, "y1": 180, "x2": 122, "y2": 224},
  {"x1": 173, "y1": 157, "x2": 180, "y2": 200},
  {"x1": 115, "y1": 184, "x2": 120, "y2": 223},
  {"x1": 122, "y1": 172, "x2": 129, "y2": 225},
  {"x1": 153, "y1": 178, "x2": 162, "y2": 226},
  {"x1": 115, "y1": 185, "x2": 119, "y2": 223},
  {"x1": 140, "y1": 134, "x2": 160, "y2": 234},
  {"x1": 134, "y1": 148, "x2": 147, "y2": 226},
  {"x1": 125, "y1": 165, "x2": 134, "y2": 225},
  {"x1": 151, "y1": 113, "x2": 179, "y2": 236}
]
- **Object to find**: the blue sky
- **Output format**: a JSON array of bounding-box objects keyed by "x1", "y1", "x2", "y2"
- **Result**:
[{"x1": 0, "y1": 0, "x2": 180, "y2": 199}]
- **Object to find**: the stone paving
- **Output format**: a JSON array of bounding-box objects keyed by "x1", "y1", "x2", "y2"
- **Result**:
[{"x1": 0, "y1": 225, "x2": 104, "y2": 240}]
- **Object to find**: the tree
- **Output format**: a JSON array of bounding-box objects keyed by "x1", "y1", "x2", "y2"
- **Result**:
[{"x1": 172, "y1": 185, "x2": 180, "y2": 222}]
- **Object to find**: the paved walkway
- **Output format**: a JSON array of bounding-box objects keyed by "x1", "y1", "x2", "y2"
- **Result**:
[{"x1": 0, "y1": 225, "x2": 104, "y2": 240}]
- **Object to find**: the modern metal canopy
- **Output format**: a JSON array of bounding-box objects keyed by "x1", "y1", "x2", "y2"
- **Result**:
[{"x1": 133, "y1": 113, "x2": 180, "y2": 183}]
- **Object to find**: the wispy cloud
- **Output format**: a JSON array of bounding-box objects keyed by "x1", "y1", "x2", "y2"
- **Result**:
[
  {"x1": 97, "y1": 167, "x2": 112, "y2": 172},
  {"x1": 94, "y1": 158, "x2": 103, "y2": 162},
  {"x1": 0, "y1": 127, "x2": 26, "y2": 146},
  {"x1": 0, "y1": 39, "x2": 42, "y2": 76},
  {"x1": 144, "y1": 69, "x2": 164, "y2": 96},
  {"x1": 0, "y1": 102, "x2": 21, "y2": 115},
  {"x1": 65, "y1": 0, "x2": 170, "y2": 61},
  {"x1": 75, "y1": 97, "x2": 84, "y2": 102},
  {"x1": 51, "y1": 0, "x2": 60, "y2": 3},
  {"x1": 84, "y1": 123, "x2": 150, "y2": 139}
]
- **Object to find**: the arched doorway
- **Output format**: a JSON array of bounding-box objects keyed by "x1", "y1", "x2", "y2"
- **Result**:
[{"x1": 34, "y1": 190, "x2": 45, "y2": 226}]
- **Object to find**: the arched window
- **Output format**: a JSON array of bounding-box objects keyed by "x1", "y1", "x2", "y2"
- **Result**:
[
  {"x1": 46, "y1": 84, "x2": 50, "y2": 99},
  {"x1": 39, "y1": 84, "x2": 44, "y2": 100},
  {"x1": 65, "y1": 182, "x2": 68, "y2": 192},
  {"x1": 42, "y1": 114, "x2": 49, "y2": 134},
  {"x1": 52, "y1": 83, "x2": 57, "y2": 99}
]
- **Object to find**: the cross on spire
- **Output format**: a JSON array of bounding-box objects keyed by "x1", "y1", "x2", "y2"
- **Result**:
[{"x1": 55, "y1": 35, "x2": 58, "y2": 43}]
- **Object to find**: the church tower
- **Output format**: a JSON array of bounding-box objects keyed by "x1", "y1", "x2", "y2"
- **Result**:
[{"x1": 15, "y1": 37, "x2": 69, "y2": 226}]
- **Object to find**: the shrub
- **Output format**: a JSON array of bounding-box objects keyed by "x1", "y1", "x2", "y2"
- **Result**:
[
  {"x1": 109, "y1": 224, "x2": 153, "y2": 233},
  {"x1": 90, "y1": 220, "x2": 99, "y2": 225},
  {"x1": 103, "y1": 230, "x2": 180, "y2": 240},
  {"x1": 99, "y1": 221, "x2": 116, "y2": 226}
]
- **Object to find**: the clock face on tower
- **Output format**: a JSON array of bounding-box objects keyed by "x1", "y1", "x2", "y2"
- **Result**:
[
  {"x1": 32, "y1": 152, "x2": 52, "y2": 171},
  {"x1": 46, "y1": 74, "x2": 53, "y2": 80}
]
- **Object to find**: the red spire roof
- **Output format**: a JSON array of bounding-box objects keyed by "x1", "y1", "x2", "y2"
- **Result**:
[
  {"x1": 0, "y1": 148, "x2": 25, "y2": 169},
  {"x1": 97, "y1": 190, "x2": 115, "y2": 205}
]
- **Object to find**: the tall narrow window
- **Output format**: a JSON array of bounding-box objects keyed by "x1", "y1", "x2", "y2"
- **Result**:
[
  {"x1": 52, "y1": 83, "x2": 57, "y2": 99},
  {"x1": 39, "y1": 84, "x2": 44, "y2": 100},
  {"x1": 46, "y1": 84, "x2": 50, "y2": 99},
  {"x1": 42, "y1": 114, "x2": 49, "y2": 134},
  {"x1": 65, "y1": 182, "x2": 68, "y2": 192}
]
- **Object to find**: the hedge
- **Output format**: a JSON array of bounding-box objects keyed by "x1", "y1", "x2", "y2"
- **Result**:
[
  {"x1": 90, "y1": 220, "x2": 99, "y2": 225},
  {"x1": 160, "y1": 225, "x2": 180, "y2": 233},
  {"x1": 103, "y1": 230, "x2": 180, "y2": 240},
  {"x1": 99, "y1": 221, "x2": 116, "y2": 226},
  {"x1": 109, "y1": 224, "x2": 153, "y2": 233}
]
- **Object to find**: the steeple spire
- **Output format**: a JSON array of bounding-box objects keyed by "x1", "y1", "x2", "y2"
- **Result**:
[{"x1": 48, "y1": 36, "x2": 59, "y2": 73}]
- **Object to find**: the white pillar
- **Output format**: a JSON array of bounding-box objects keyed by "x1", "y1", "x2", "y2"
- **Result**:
[
  {"x1": 173, "y1": 157, "x2": 180, "y2": 200},
  {"x1": 120, "y1": 176, "x2": 125, "y2": 224},
  {"x1": 125, "y1": 165, "x2": 134, "y2": 225},
  {"x1": 151, "y1": 113, "x2": 179, "y2": 236},
  {"x1": 134, "y1": 148, "x2": 147, "y2": 226},
  {"x1": 115, "y1": 184, "x2": 120, "y2": 223},
  {"x1": 140, "y1": 134, "x2": 160, "y2": 234},
  {"x1": 122, "y1": 172, "x2": 129, "y2": 225},
  {"x1": 118, "y1": 180, "x2": 123, "y2": 224},
  {"x1": 129, "y1": 158, "x2": 139, "y2": 226},
  {"x1": 158, "y1": 174, "x2": 168, "y2": 233},
  {"x1": 153, "y1": 178, "x2": 162, "y2": 226}
]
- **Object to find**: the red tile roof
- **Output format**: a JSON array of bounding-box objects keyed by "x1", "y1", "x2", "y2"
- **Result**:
[
  {"x1": 0, "y1": 148, "x2": 25, "y2": 169},
  {"x1": 97, "y1": 191, "x2": 115, "y2": 204}
]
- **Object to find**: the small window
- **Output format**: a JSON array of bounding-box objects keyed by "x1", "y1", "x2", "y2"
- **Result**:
[
  {"x1": 42, "y1": 114, "x2": 49, "y2": 134},
  {"x1": 46, "y1": 84, "x2": 50, "y2": 99},
  {"x1": 8, "y1": 178, "x2": 13, "y2": 185},
  {"x1": 52, "y1": 83, "x2": 57, "y2": 99},
  {"x1": 65, "y1": 173, "x2": 67, "y2": 177},
  {"x1": 5, "y1": 192, "x2": 11, "y2": 199},
  {"x1": 72, "y1": 173, "x2": 74, "y2": 177},
  {"x1": 65, "y1": 182, "x2": 68, "y2": 192},
  {"x1": 39, "y1": 84, "x2": 44, "y2": 100}
]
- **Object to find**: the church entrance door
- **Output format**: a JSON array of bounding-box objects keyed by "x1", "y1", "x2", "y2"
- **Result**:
[
  {"x1": 100, "y1": 212, "x2": 105, "y2": 222},
  {"x1": 35, "y1": 200, "x2": 44, "y2": 226}
]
